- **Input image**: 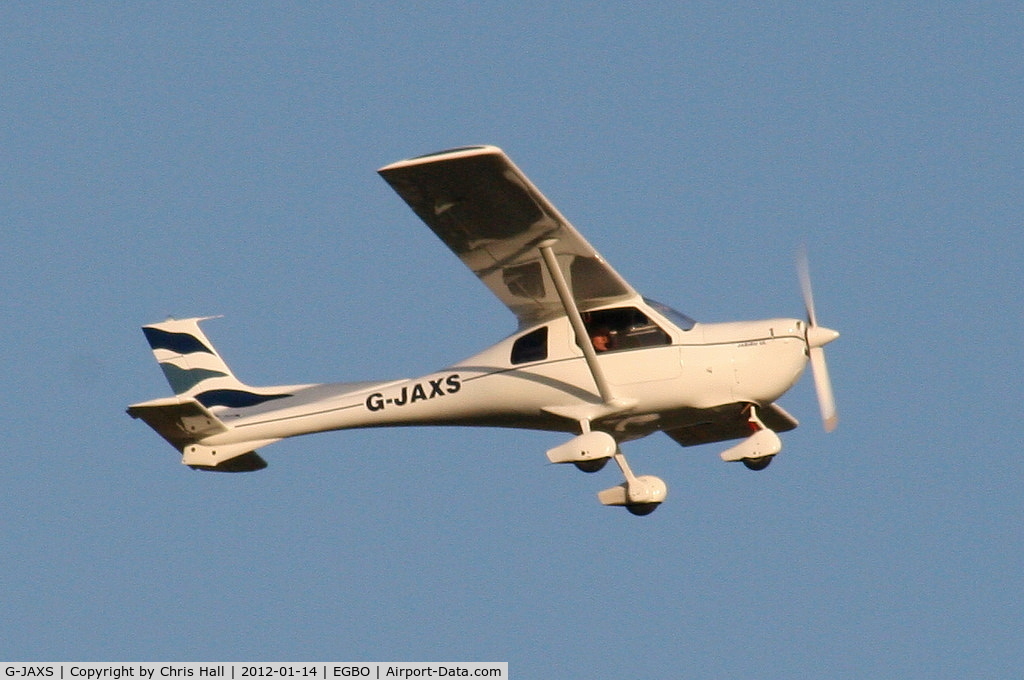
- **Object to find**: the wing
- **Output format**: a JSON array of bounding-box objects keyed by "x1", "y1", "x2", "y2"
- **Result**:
[
  {"x1": 663, "y1": 403, "x2": 799, "y2": 447},
  {"x1": 378, "y1": 146, "x2": 639, "y2": 326}
]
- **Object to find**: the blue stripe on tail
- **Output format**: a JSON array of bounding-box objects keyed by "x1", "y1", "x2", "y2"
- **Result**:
[
  {"x1": 194, "y1": 389, "x2": 291, "y2": 408},
  {"x1": 143, "y1": 327, "x2": 214, "y2": 355}
]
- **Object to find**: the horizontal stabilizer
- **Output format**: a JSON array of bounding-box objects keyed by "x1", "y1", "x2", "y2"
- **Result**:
[{"x1": 127, "y1": 397, "x2": 228, "y2": 449}]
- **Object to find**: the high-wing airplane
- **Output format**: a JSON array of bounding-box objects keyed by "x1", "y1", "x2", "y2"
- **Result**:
[{"x1": 128, "y1": 145, "x2": 838, "y2": 515}]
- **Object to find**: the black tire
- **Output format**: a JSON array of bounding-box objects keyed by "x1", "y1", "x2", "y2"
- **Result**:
[
  {"x1": 574, "y1": 458, "x2": 608, "y2": 473},
  {"x1": 742, "y1": 456, "x2": 773, "y2": 471},
  {"x1": 626, "y1": 502, "x2": 659, "y2": 516}
]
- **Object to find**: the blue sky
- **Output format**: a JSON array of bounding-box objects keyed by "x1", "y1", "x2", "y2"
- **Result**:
[{"x1": 3, "y1": 3, "x2": 1022, "y2": 677}]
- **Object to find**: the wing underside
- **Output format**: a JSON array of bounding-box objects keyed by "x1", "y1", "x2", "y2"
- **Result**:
[
  {"x1": 378, "y1": 146, "x2": 639, "y2": 325},
  {"x1": 663, "y1": 403, "x2": 799, "y2": 447}
]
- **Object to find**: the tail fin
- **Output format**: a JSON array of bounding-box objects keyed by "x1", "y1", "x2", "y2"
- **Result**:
[
  {"x1": 141, "y1": 316, "x2": 291, "y2": 410},
  {"x1": 142, "y1": 316, "x2": 246, "y2": 397}
]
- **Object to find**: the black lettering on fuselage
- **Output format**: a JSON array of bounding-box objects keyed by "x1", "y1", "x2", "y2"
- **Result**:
[
  {"x1": 428, "y1": 378, "x2": 445, "y2": 397},
  {"x1": 366, "y1": 392, "x2": 385, "y2": 411},
  {"x1": 364, "y1": 373, "x2": 462, "y2": 413}
]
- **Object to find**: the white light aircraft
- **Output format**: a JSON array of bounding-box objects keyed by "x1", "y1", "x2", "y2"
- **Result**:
[{"x1": 128, "y1": 145, "x2": 839, "y2": 515}]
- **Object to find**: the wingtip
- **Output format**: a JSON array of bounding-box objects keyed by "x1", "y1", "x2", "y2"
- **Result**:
[{"x1": 378, "y1": 145, "x2": 503, "y2": 173}]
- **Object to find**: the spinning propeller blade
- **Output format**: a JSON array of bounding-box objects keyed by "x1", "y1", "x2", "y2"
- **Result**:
[{"x1": 798, "y1": 248, "x2": 839, "y2": 432}]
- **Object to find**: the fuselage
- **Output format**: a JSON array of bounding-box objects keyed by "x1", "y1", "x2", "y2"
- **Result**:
[{"x1": 200, "y1": 300, "x2": 810, "y2": 448}]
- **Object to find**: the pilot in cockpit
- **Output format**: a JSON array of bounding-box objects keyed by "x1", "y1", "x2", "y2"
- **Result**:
[{"x1": 590, "y1": 326, "x2": 613, "y2": 352}]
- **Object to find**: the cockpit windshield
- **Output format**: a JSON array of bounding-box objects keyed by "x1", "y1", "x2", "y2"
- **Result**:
[{"x1": 644, "y1": 298, "x2": 697, "y2": 331}]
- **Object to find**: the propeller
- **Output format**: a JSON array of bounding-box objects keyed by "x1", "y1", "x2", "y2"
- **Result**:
[{"x1": 797, "y1": 247, "x2": 840, "y2": 432}]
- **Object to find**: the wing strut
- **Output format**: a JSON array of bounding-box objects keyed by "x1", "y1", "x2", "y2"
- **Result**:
[{"x1": 538, "y1": 239, "x2": 618, "y2": 406}]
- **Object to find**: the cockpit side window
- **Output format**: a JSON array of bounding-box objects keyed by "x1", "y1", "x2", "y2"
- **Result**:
[
  {"x1": 511, "y1": 326, "x2": 548, "y2": 364},
  {"x1": 581, "y1": 307, "x2": 671, "y2": 353}
]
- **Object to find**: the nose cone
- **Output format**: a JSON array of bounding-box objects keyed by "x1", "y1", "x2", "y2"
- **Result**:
[{"x1": 806, "y1": 325, "x2": 840, "y2": 349}]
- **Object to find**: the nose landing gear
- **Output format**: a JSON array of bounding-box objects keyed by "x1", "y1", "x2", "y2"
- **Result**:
[{"x1": 720, "y1": 405, "x2": 782, "y2": 471}]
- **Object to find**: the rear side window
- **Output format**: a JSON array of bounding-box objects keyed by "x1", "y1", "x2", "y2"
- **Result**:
[{"x1": 511, "y1": 326, "x2": 548, "y2": 364}]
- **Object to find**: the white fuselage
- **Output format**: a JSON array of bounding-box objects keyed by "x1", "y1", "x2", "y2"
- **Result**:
[{"x1": 199, "y1": 308, "x2": 810, "y2": 449}]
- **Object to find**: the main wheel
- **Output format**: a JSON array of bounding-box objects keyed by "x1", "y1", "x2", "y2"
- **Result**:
[
  {"x1": 574, "y1": 458, "x2": 608, "y2": 473},
  {"x1": 742, "y1": 456, "x2": 773, "y2": 471},
  {"x1": 626, "y1": 502, "x2": 660, "y2": 516}
]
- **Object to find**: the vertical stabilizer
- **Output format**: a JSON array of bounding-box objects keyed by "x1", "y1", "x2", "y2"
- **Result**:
[
  {"x1": 142, "y1": 316, "x2": 246, "y2": 397},
  {"x1": 139, "y1": 316, "x2": 295, "y2": 411}
]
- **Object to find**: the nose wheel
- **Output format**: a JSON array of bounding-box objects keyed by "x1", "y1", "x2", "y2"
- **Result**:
[{"x1": 742, "y1": 455, "x2": 773, "y2": 471}]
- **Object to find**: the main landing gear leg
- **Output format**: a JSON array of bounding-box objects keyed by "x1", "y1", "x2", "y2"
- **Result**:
[{"x1": 597, "y1": 447, "x2": 668, "y2": 516}]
